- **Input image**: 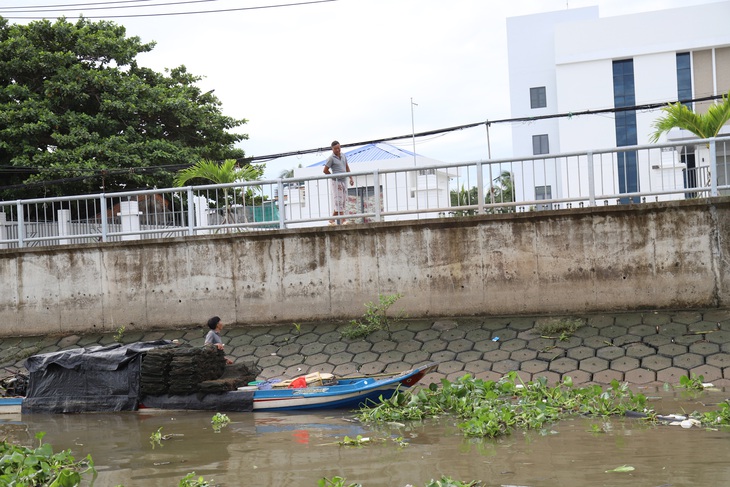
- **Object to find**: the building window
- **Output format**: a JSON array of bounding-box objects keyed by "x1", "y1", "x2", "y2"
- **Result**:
[
  {"x1": 535, "y1": 185, "x2": 552, "y2": 211},
  {"x1": 612, "y1": 60, "x2": 638, "y2": 199},
  {"x1": 532, "y1": 134, "x2": 549, "y2": 155},
  {"x1": 676, "y1": 52, "x2": 692, "y2": 107},
  {"x1": 530, "y1": 87, "x2": 547, "y2": 109}
]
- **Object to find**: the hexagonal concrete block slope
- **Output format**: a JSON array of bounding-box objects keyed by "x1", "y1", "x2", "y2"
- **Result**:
[
  {"x1": 657, "y1": 367, "x2": 687, "y2": 384},
  {"x1": 641, "y1": 355, "x2": 672, "y2": 371},
  {"x1": 592, "y1": 369, "x2": 624, "y2": 384},
  {"x1": 520, "y1": 359, "x2": 548, "y2": 374},
  {"x1": 624, "y1": 368, "x2": 656, "y2": 384},
  {"x1": 690, "y1": 364, "x2": 723, "y2": 382},
  {"x1": 548, "y1": 357, "x2": 579, "y2": 374},
  {"x1": 580, "y1": 357, "x2": 610, "y2": 373}
]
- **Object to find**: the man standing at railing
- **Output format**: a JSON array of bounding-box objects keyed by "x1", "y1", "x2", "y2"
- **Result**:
[{"x1": 323, "y1": 140, "x2": 354, "y2": 225}]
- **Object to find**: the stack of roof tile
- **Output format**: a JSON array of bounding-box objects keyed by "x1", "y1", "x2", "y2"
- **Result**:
[{"x1": 140, "y1": 344, "x2": 226, "y2": 395}]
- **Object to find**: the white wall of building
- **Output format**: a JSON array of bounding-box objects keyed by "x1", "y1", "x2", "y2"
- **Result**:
[
  {"x1": 508, "y1": 1, "x2": 730, "y2": 204},
  {"x1": 507, "y1": 7, "x2": 598, "y2": 203}
]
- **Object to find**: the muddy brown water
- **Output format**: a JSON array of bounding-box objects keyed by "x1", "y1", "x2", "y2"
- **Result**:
[{"x1": 2, "y1": 390, "x2": 729, "y2": 487}]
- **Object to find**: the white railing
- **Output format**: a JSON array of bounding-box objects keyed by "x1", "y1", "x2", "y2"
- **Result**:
[{"x1": 1, "y1": 137, "x2": 728, "y2": 249}]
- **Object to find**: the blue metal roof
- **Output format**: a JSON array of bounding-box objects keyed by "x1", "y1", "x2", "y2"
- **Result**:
[{"x1": 308, "y1": 143, "x2": 416, "y2": 167}]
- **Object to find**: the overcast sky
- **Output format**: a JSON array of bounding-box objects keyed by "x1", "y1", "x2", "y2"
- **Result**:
[{"x1": 1, "y1": 0, "x2": 723, "y2": 178}]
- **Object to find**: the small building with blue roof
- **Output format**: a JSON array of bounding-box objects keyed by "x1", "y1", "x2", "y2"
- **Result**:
[{"x1": 281, "y1": 142, "x2": 454, "y2": 227}]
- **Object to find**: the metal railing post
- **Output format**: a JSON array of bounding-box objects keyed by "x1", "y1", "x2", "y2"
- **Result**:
[
  {"x1": 100, "y1": 194, "x2": 108, "y2": 242},
  {"x1": 277, "y1": 179, "x2": 286, "y2": 229},
  {"x1": 710, "y1": 138, "x2": 718, "y2": 197},
  {"x1": 587, "y1": 151, "x2": 596, "y2": 206},
  {"x1": 186, "y1": 187, "x2": 195, "y2": 235},
  {"x1": 16, "y1": 201, "x2": 24, "y2": 248},
  {"x1": 477, "y1": 161, "x2": 485, "y2": 214},
  {"x1": 373, "y1": 169, "x2": 381, "y2": 222}
]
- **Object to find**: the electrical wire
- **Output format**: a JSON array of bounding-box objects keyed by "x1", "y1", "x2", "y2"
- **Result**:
[
  {"x1": 1, "y1": 0, "x2": 160, "y2": 9},
  {"x1": 2, "y1": 0, "x2": 157, "y2": 9},
  {"x1": 0, "y1": 0, "x2": 337, "y2": 19},
  {"x1": 239, "y1": 93, "x2": 727, "y2": 162},
  {"x1": 0, "y1": 93, "x2": 726, "y2": 191},
  {"x1": 3, "y1": 1, "x2": 237, "y2": 13}
]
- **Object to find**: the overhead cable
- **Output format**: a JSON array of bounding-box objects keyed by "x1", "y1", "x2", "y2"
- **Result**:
[
  {"x1": 0, "y1": 0, "x2": 337, "y2": 19},
  {"x1": 241, "y1": 93, "x2": 727, "y2": 163},
  {"x1": 0, "y1": 93, "x2": 726, "y2": 191}
]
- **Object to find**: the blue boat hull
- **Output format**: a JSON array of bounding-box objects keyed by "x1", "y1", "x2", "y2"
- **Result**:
[{"x1": 252, "y1": 363, "x2": 437, "y2": 411}]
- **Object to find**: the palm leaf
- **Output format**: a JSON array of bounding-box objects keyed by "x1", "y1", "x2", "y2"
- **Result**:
[
  {"x1": 651, "y1": 91, "x2": 730, "y2": 143},
  {"x1": 174, "y1": 159, "x2": 247, "y2": 186}
]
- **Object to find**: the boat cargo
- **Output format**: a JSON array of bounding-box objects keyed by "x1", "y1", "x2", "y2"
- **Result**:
[{"x1": 16, "y1": 340, "x2": 436, "y2": 414}]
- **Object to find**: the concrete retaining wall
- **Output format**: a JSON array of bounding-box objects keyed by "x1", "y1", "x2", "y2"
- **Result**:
[{"x1": 1, "y1": 198, "x2": 729, "y2": 338}]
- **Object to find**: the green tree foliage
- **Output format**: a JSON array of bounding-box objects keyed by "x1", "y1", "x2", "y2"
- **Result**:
[
  {"x1": 0, "y1": 16, "x2": 248, "y2": 199},
  {"x1": 487, "y1": 170, "x2": 514, "y2": 213},
  {"x1": 650, "y1": 91, "x2": 730, "y2": 142},
  {"x1": 175, "y1": 158, "x2": 264, "y2": 224},
  {"x1": 449, "y1": 170, "x2": 514, "y2": 216},
  {"x1": 450, "y1": 184, "x2": 480, "y2": 216}
]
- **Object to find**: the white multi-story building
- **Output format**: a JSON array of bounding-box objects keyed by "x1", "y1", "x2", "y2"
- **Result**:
[{"x1": 507, "y1": 1, "x2": 730, "y2": 204}]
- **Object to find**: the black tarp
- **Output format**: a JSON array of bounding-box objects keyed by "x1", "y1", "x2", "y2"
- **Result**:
[{"x1": 23, "y1": 341, "x2": 171, "y2": 414}]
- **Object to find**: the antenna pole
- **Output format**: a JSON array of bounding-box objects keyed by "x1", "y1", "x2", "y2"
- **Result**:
[{"x1": 411, "y1": 97, "x2": 418, "y2": 166}]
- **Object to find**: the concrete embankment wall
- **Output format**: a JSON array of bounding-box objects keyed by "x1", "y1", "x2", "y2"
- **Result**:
[{"x1": 1, "y1": 198, "x2": 729, "y2": 338}]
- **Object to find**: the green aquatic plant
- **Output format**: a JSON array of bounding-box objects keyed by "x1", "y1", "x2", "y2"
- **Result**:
[
  {"x1": 341, "y1": 293, "x2": 405, "y2": 339},
  {"x1": 179, "y1": 472, "x2": 213, "y2": 486},
  {"x1": 424, "y1": 477, "x2": 482, "y2": 487},
  {"x1": 355, "y1": 372, "x2": 649, "y2": 438},
  {"x1": 0, "y1": 431, "x2": 96, "y2": 486},
  {"x1": 211, "y1": 412, "x2": 231, "y2": 433},
  {"x1": 588, "y1": 423, "x2": 608, "y2": 434},
  {"x1": 318, "y1": 477, "x2": 362, "y2": 487},
  {"x1": 678, "y1": 373, "x2": 705, "y2": 391},
  {"x1": 150, "y1": 427, "x2": 164, "y2": 449},
  {"x1": 317, "y1": 477, "x2": 480, "y2": 487},
  {"x1": 338, "y1": 434, "x2": 371, "y2": 447},
  {"x1": 698, "y1": 399, "x2": 730, "y2": 426}
]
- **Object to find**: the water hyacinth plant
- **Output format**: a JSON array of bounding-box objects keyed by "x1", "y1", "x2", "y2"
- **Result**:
[
  {"x1": 318, "y1": 476, "x2": 481, "y2": 487},
  {"x1": 0, "y1": 432, "x2": 96, "y2": 486},
  {"x1": 211, "y1": 412, "x2": 231, "y2": 433},
  {"x1": 355, "y1": 372, "x2": 652, "y2": 438}
]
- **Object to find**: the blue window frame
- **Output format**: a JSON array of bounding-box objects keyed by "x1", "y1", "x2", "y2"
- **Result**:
[
  {"x1": 612, "y1": 60, "x2": 638, "y2": 199},
  {"x1": 677, "y1": 52, "x2": 692, "y2": 107}
]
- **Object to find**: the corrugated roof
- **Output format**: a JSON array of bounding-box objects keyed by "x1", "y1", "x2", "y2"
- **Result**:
[{"x1": 308, "y1": 142, "x2": 416, "y2": 166}]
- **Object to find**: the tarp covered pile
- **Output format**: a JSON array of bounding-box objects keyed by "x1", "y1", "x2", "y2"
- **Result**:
[
  {"x1": 23, "y1": 341, "x2": 170, "y2": 414},
  {"x1": 23, "y1": 341, "x2": 261, "y2": 414}
]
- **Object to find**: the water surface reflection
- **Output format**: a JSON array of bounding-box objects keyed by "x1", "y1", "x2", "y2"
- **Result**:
[{"x1": 3, "y1": 390, "x2": 729, "y2": 487}]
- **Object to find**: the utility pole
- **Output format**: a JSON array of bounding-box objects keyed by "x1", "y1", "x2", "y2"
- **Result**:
[{"x1": 411, "y1": 97, "x2": 418, "y2": 166}]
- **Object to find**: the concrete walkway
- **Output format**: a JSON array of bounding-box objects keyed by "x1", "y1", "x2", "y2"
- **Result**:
[{"x1": 3, "y1": 309, "x2": 730, "y2": 390}]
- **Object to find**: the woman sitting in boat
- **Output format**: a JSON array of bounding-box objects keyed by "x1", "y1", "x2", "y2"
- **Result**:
[{"x1": 205, "y1": 316, "x2": 233, "y2": 365}]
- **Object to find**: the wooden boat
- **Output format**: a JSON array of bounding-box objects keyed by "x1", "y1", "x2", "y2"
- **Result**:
[
  {"x1": 250, "y1": 362, "x2": 438, "y2": 411},
  {"x1": 137, "y1": 363, "x2": 438, "y2": 412},
  {"x1": 0, "y1": 397, "x2": 23, "y2": 415},
  {"x1": 18, "y1": 341, "x2": 438, "y2": 414}
]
